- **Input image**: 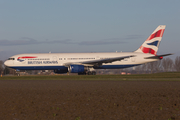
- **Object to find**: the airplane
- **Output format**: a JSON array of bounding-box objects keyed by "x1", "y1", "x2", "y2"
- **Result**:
[{"x1": 4, "y1": 25, "x2": 172, "y2": 75}]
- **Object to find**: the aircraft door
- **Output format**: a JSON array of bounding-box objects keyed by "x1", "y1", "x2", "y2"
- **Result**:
[
  {"x1": 131, "y1": 57, "x2": 136, "y2": 62},
  {"x1": 52, "y1": 56, "x2": 57, "y2": 61}
]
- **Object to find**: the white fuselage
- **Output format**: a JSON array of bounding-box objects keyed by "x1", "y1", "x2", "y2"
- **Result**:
[{"x1": 4, "y1": 52, "x2": 158, "y2": 70}]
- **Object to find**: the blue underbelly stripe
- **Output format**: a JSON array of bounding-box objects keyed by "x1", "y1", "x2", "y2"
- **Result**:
[{"x1": 10, "y1": 64, "x2": 141, "y2": 70}]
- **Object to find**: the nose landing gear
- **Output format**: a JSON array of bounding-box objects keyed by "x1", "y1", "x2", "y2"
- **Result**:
[{"x1": 15, "y1": 69, "x2": 20, "y2": 76}]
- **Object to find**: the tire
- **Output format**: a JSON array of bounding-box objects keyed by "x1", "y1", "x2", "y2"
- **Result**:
[
  {"x1": 87, "y1": 71, "x2": 92, "y2": 75},
  {"x1": 92, "y1": 71, "x2": 96, "y2": 75}
]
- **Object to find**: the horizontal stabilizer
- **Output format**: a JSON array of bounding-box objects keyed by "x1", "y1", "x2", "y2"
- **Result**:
[{"x1": 144, "y1": 53, "x2": 173, "y2": 59}]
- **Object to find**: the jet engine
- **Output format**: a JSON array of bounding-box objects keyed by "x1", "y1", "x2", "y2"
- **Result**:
[{"x1": 68, "y1": 65, "x2": 86, "y2": 73}]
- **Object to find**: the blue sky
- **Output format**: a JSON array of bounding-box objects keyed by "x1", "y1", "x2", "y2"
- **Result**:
[{"x1": 0, "y1": 0, "x2": 180, "y2": 60}]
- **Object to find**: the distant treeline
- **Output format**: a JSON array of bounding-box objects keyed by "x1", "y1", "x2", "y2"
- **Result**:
[{"x1": 132, "y1": 56, "x2": 180, "y2": 74}]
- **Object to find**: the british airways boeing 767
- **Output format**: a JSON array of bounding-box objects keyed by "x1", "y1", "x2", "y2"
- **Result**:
[{"x1": 4, "y1": 25, "x2": 172, "y2": 75}]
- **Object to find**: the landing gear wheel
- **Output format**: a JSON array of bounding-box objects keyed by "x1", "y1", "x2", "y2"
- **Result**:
[
  {"x1": 92, "y1": 71, "x2": 96, "y2": 75},
  {"x1": 87, "y1": 71, "x2": 96, "y2": 75},
  {"x1": 87, "y1": 71, "x2": 92, "y2": 75}
]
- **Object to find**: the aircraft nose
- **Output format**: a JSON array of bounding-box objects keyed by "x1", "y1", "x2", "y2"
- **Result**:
[{"x1": 4, "y1": 60, "x2": 9, "y2": 66}]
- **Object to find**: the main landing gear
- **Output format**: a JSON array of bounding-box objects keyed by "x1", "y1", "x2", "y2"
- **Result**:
[
  {"x1": 78, "y1": 67, "x2": 96, "y2": 75},
  {"x1": 15, "y1": 69, "x2": 20, "y2": 76},
  {"x1": 87, "y1": 71, "x2": 96, "y2": 75}
]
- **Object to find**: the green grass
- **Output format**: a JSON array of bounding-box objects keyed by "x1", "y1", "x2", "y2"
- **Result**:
[{"x1": 0, "y1": 72, "x2": 180, "y2": 81}]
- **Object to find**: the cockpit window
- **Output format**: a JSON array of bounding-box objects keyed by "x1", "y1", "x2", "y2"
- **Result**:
[{"x1": 8, "y1": 58, "x2": 15, "y2": 60}]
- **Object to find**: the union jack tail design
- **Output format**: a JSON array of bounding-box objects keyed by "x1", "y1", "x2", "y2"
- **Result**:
[{"x1": 135, "y1": 25, "x2": 166, "y2": 55}]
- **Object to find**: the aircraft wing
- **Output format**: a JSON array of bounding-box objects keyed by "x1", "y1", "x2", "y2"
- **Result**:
[{"x1": 64, "y1": 55, "x2": 135, "y2": 67}]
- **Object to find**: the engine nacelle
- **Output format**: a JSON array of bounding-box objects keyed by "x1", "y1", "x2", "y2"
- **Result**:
[
  {"x1": 69, "y1": 65, "x2": 85, "y2": 73},
  {"x1": 54, "y1": 68, "x2": 68, "y2": 74}
]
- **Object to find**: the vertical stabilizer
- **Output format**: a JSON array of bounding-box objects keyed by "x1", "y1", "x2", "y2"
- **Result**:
[{"x1": 135, "y1": 25, "x2": 166, "y2": 55}]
